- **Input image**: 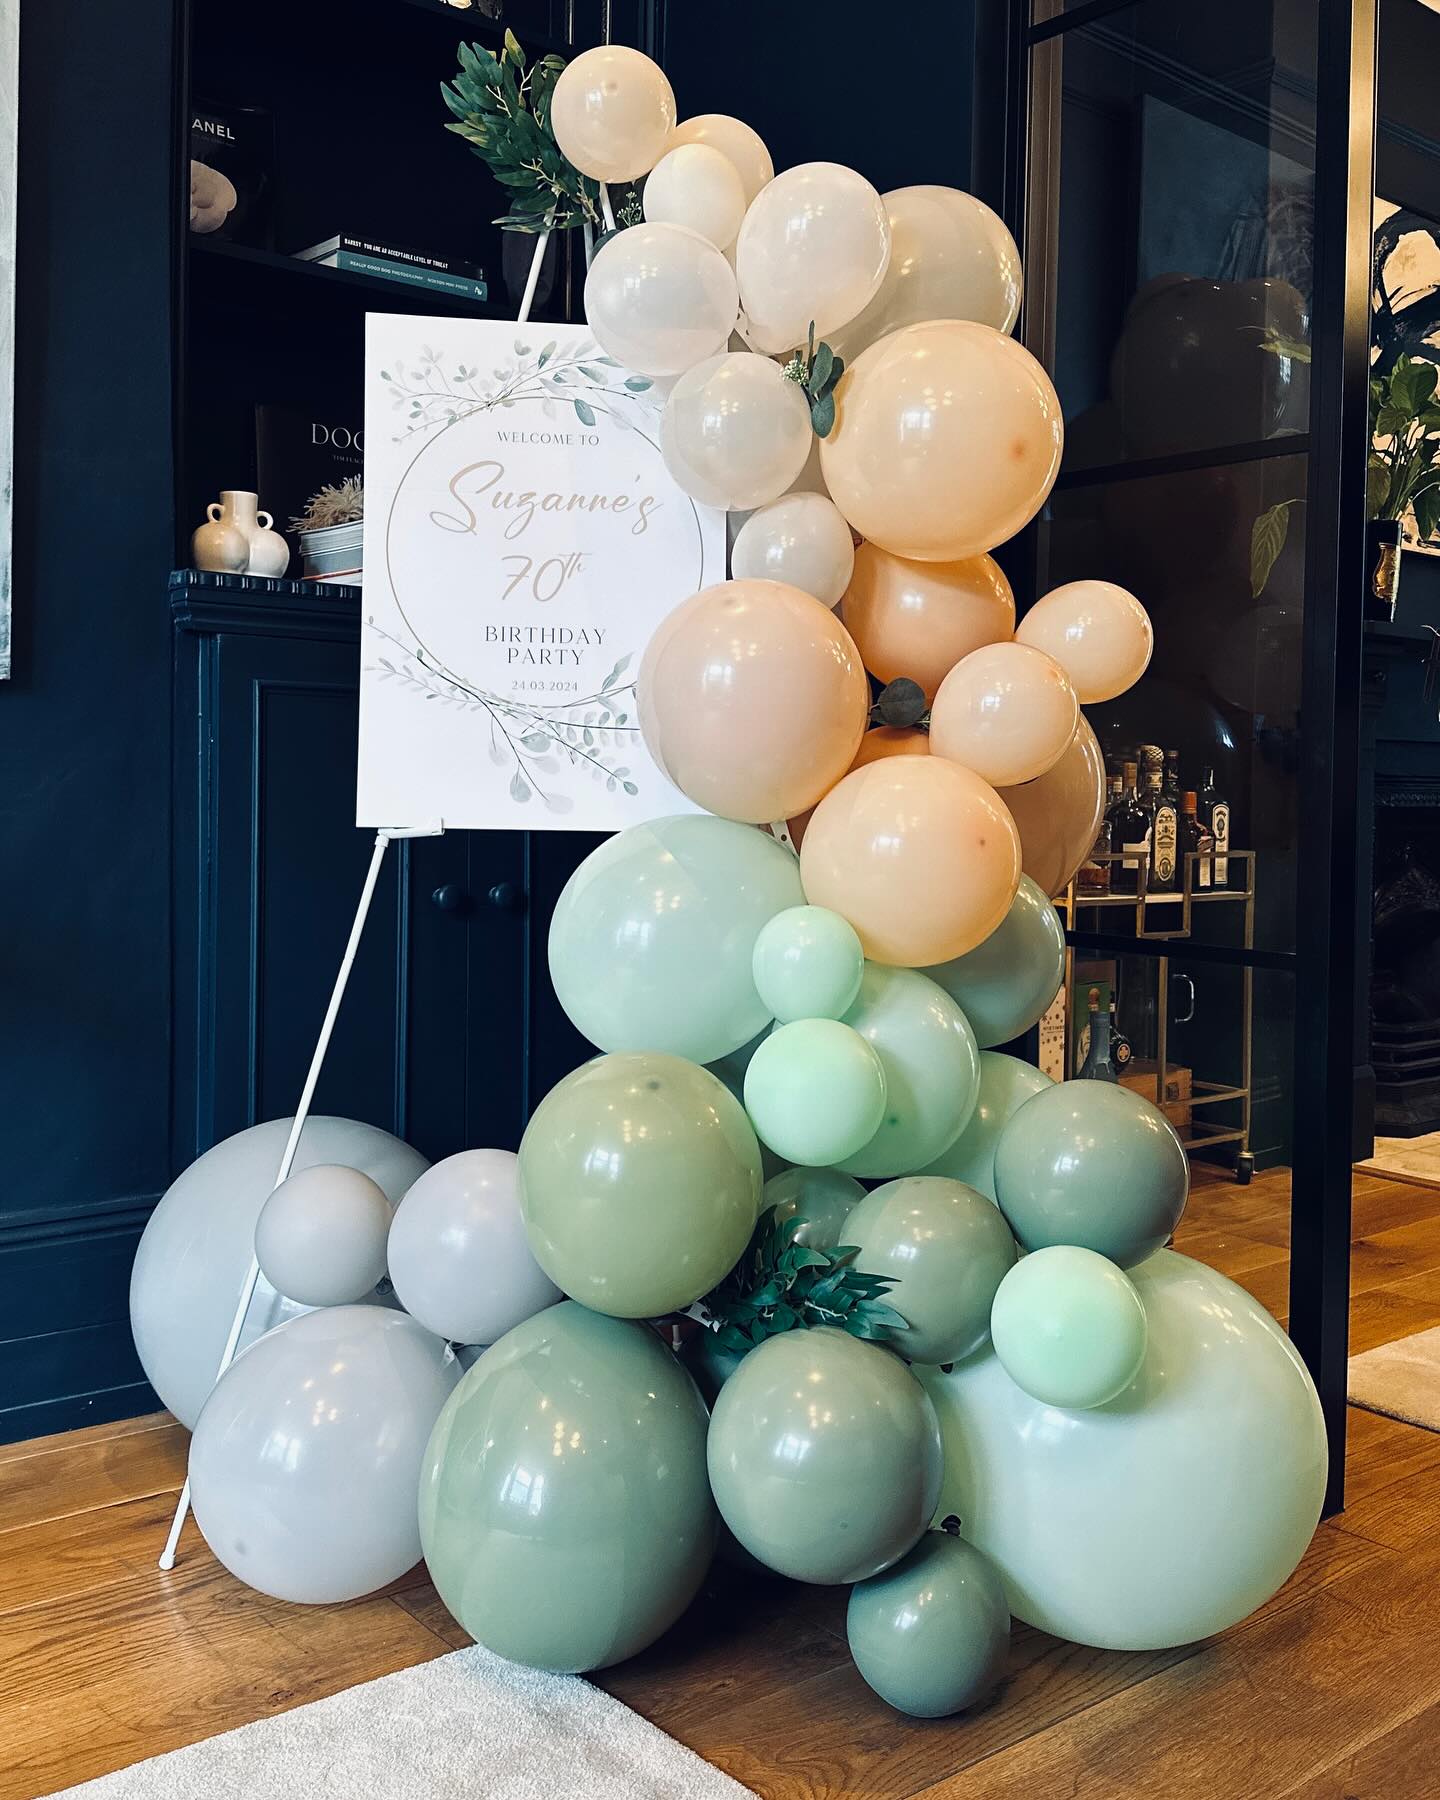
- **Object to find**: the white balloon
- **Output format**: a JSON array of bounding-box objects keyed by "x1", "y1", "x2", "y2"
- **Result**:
[
  {"x1": 254, "y1": 1164, "x2": 393, "y2": 1307},
  {"x1": 1016, "y1": 579, "x2": 1155, "y2": 703},
  {"x1": 665, "y1": 114, "x2": 775, "y2": 206},
  {"x1": 584, "y1": 222, "x2": 738, "y2": 378},
  {"x1": 661, "y1": 352, "x2": 814, "y2": 510},
  {"x1": 732, "y1": 494, "x2": 856, "y2": 608},
  {"x1": 930, "y1": 642, "x2": 1080, "y2": 788},
  {"x1": 736, "y1": 163, "x2": 892, "y2": 355},
  {"x1": 644, "y1": 143, "x2": 747, "y2": 251},
  {"x1": 549, "y1": 45, "x2": 675, "y2": 183}
]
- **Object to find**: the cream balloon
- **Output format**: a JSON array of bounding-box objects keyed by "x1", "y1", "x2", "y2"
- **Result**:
[
  {"x1": 584, "y1": 223, "x2": 738, "y2": 378},
  {"x1": 930, "y1": 642, "x2": 1080, "y2": 788},
  {"x1": 665, "y1": 114, "x2": 774, "y2": 206},
  {"x1": 840, "y1": 544, "x2": 1014, "y2": 701},
  {"x1": 643, "y1": 143, "x2": 747, "y2": 250},
  {"x1": 736, "y1": 162, "x2": 892, "y2": 355},
  {"x1": 801, "y1": 756, "x2": 1021, "y2": 967},
  {"x1": 732, "y1": 494, "x2": 856, "y2": 608},
  {"x1": 820, "y1": 320, "x2": 1063, "y2": 561},
  {"x1": 549, "y1": 44, "x2": 676, "y2": 182},
  {"x1": 829, "y1": 185, "x2": 1023, "y2": 363},
  {"x1": 661, "y1": 353, "x2": 813, "y2": 510},
  {"x1": 1017, "y1": 580, "x2": 1155, "y2": 703},
  {"x1": 997, "y1": 719, "x2": 1107, "y2": 898}
]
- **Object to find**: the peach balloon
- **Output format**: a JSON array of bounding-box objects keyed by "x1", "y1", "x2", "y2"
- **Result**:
[
  {"x1": 638, "y1": 580, "x2": 868, "y2": 825},
  {"x1": 787, "y1": 727, "x2": 929, "y2": 850},
  {"x1": 840, "y1": 543, "x2": 1015, "y2": 701},
  {"x1": 929, "y1": 642, "x2": 1079, "y2": 788},
  {"x1": 997, "y1": 719, "x2": 1107, "y2": 898},
  {"x1": 801, "y1": 756, "x2": 1021, "y2": 967},
  {"x1": 820, "y1": 320, "x2": 1063, "y2": 562},
  {"x1": 1016, "y1": 580, "x2": 1155, "y2": 703}
]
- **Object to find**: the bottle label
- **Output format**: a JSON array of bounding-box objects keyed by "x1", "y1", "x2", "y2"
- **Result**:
[
  {"x1": 1122, "y1": 834, "x2": 1150, "y2": 873},
  {"x1": 1211, "y1": 803, "x2": 1230, "y2": 883},
  {"x1": 1197, "y1": 841, "x2": 1211, "y2": 889},
  {"x1": 1153, "y1": 805, "x2": 1178, "y2": 883}
]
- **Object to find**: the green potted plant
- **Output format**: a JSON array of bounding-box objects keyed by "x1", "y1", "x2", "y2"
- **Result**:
[
  {"x1": 290, "y1": 477, "x2": 364, "y2": 582},
  {"x1": 1366, "y1": 356, "x2": 1440, "y2": 616}
]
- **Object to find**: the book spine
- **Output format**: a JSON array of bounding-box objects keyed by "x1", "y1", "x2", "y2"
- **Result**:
[
  {"x1": 332, "y1": 251, "x2": 488, "y2": 302},
  {"x1": 339, "y1": 237, "x2": 484, "y2": 280}
]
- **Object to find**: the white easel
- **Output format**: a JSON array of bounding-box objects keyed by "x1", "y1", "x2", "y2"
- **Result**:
[{"x1": 159, "y1": 202, "x2": 597, "y2": 1567}]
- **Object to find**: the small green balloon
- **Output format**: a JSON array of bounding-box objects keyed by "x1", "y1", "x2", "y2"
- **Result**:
[
  {"x1": 420, "y1": 1302, "x2": 716, "y2": 1672},
  {"x1": 922, "y1": 875, "x2": 1066, "y2": 1049},
  {"x1": 751, "y1": 905, "x2": 865, "y2": 1023},
  {"x1": 990, "y1": 1245, "x2": 1147, "y2": 1409},
  {"x1": 838, "y1": 965, "x2": 981, "y2": 1177},
  {"x1": 518, "y1": 1052, "x2": 762, "y2": 1316},
  {"x1": 993, "y1": 1080, "x2": 1189, "y2": 1267},
  {"x1": 847, "y1": 1529, "x2": 1010, "y2": 1718},
  {"x1": 744, "y1": 1019, "x2": 886, "y2": 1166},
  {"x1": 707, "y1": 1327, "x2": 943, "y2": 1585},
  {"x1": 921, "y1": 1052, "x2": 1053, "y2": 1199},
  {"x1": 845, "y1": 1175, "x2": 1017, "y2": 1365},
  {"x1": 548, "y1": 814, "x2": 803, "y2": 1064},
  {"x1": 763, "y1": 1165, "x2": 866, "y2": 1248}
]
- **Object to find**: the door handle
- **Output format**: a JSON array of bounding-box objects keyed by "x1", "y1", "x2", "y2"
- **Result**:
[
  {"x1": 431, "y1": 883, "x2": 469, "y2": 913},
  {"x1": 487, "y1": 881, "x2": 528, "y2": 914},
  {"x1": 1170, "y1": 972, "x2": 1196, "y2": 1025}
]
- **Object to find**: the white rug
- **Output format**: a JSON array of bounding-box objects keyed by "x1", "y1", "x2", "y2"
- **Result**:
[
  {"x1": 1348, "y1": 1323, "x2": 1440, "y2": 1432},
  {"x1": 43, "y1": 1645, "x2": 754, "y2": 1800}
]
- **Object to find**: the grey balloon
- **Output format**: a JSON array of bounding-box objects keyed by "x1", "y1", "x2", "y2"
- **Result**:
[
  {"x1": 254, "y1": 1164, "x2": 394, "y2": 1307},
  {"x1": 130, "y1": 1117, "x2": 429, "y2": 1427},
  {"x1": 188, "y1": 1304, "x2": 459, "y2": 1603},
  {"x1": 387, "y1": 1148, "x2": 561, "y2": 1346}
]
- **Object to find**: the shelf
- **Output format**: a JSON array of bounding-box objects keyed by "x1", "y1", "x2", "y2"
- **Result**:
[{"x1": 189, "y1": 238, "x2": 505, "y2": 318}]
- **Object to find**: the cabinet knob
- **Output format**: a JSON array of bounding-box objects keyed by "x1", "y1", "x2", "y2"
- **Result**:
[
  {"x1": 488, "y1": 880, "x2": 528, "y2": 914},
  {"x1": 431, "y1": 883, "x2": 468, "y2": 913}
]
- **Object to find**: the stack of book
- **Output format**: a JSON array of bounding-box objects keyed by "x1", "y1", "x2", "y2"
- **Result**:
[{"x1": 294, "y1": 234, "x2": 488, "y2": 303}]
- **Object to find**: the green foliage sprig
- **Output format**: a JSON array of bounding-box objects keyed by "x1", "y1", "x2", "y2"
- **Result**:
[
  {"x1": 783, "y1": 323, "x2": 846, "y2": 438},
  {"x1": 1369, "y1": 356, "x2": 1440, "y2": 540},
  {"x1": 442, "y1": 31, "x2": 602, "y2": 234},
  {"x1": 701, "y1": 1205, "x2": 910, "y2": 1354}
]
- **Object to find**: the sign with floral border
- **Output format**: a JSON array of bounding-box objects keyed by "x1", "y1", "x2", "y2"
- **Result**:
[{"x1": 358, "y1": 314, "x2": 723, "y2": 829}]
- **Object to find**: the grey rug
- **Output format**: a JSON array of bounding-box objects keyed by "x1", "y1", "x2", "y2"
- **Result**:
[
  {"x1": 42, "y1": 1646, "x2": 753, "y2": 1800},
  {"x1": 1348, "y1": 1323, "x2": 1440, "y2": 1432}
]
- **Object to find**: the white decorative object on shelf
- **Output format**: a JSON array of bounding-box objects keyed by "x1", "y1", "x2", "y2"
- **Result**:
[
  {"x1": 192, "y1": 489, "x2": 291, "y2": 578},
  {"x1": 190, "y1": 501, "x2": 249, "y2": 573}
]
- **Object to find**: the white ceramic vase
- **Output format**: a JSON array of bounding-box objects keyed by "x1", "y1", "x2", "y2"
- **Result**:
[
  {"x1": 213, "y1": 489, "x2": 291, "y2": 579},
  {"x1": 191, "y1": 503, "x2": 248, "y2": 574}
]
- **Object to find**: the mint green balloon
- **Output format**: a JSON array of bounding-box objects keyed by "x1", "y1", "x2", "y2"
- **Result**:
[
  {"x1": 752, "y1": 905, "x2": 864, "y2": 1023},
  {"x1": 990, "y1": 1245, "x2": 1147, "y2": 1408},
  {"x1": 744, "y1": 1019, "x2": 886, "y2": 1166},
  {"x1": 845, "y1": 1176, "x2": 1017, "y2": 1364},
  {"x1": 518, "y1": 1052, "x2": 762, "y2": 1316},
  {"x1": 838, "y1": 966, "x2": 981, "y2": 1177},
  {"x1": 708, "y1": 1327, "x2": 943, "y2": 1584},
  {"x1": 763, "y1": 1166, "x2": 865, "y2": 1248},
  {"x1": 922, "y1": 876, "x2": 1065, "y2": 1049},
  {"x1": 921, "y1": 1052, "x2": 1053, "y2": 1199},
  {"x1": 420, "y1": 1302, "x2": 715, "y2": 1672},
  {"x1": 847, "y1": 1530, "x2": 1010, "y2": 1717},
  {"x1": 548, "y1": 814, "x2": 803, "y2": 1064}
]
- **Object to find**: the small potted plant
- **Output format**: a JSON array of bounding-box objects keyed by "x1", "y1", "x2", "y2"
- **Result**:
[
  {"x1": 1366, "y1": 356, "x2": 1440, "y2": 618},
  {"x1": 290, "y1": 478, "x2": 364, "y2": 582}
]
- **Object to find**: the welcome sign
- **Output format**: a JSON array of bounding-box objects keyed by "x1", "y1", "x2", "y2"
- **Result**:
[{"x1": 357, "y1": 314, "x2": 723, "y2": 830}]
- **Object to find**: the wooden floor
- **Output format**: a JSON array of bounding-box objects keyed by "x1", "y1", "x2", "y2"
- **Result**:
[{"x1": 5, "y1": 1166, "x2": 1440, "y2": 1800}]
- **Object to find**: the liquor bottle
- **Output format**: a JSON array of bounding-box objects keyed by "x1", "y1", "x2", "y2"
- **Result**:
[
  {"x1": 1110, "y1": 1005, "x2": 1134, "y2": 1073},
  {"x1": 1196, "y1": 766, "x2": 1230, "y2": 888},
  {"x1": 1077, "y1": 776, "x2": 1121, "y2": 895},
  {"x1": 1111, "y1": 760, "x2": 1150, "y2": 896},
  {"x1": 1179, "y1": 790, "x2": 1214, "y2": 890},
  {"x1": 1142, "y1": 745, "x2": 1179, "y2": 892},
  {"x1": 1163, "y1": 749, "x2": 1182, "y2": 808},
  {"x1": 1078, "y1": 987, "x2": 1118, "y2": 1081}
]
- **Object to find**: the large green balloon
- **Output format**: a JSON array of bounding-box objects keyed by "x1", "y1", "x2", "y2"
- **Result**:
[
  {"x1": 990, "y1": 1244, "x2": 1147, "y2": 1408},
  {"x1": 752, "y1": 904, "x2": 865, "y2": 1023},
  {"x1": 838, "y1": 965, "x2": 981, "y2": 1177},
  {"x1": 993, "y1": 1079, "x2": 1188, "y2": 1266},
  {"x1": 922, "y1": 875, "x2": 1066, "y2": 1048},
  {"x1": 763, "y1": 1165, "x2": 865, "y2": 1248},
  {"x1": 845, "y1": 1175, "x2": 1017, "y2": 1365},
  {"x1": 548, "y1": 814, "x2": 804, "y2": 1064},
  {"x1": 744, "y1": 1019, "x2": 887, "y2": 1166},
  {"x1": 921, "y1": 1051, "x2": 1052, "y2": 1199},
  {"x1": 518, "y1": 1052, "x2": 762, "y2": 1317},
  {"x1": 420, "y1": 1302, "x2": 716, "y2": 1672},
  {"x1": 919, "y1": 1250, "x2": 1327, "y2": 1650},
  {"x1": 847, "y1": 1530, "x2": 1010, "y2": 1718},
  {"x1": 707, "y1": 1327, "x2": 943, "y2": 1584}
]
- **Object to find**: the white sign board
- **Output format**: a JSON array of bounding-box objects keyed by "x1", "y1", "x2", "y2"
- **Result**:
[{"x1": 358, "y1": 314, "x2": 723, "y2": 830}]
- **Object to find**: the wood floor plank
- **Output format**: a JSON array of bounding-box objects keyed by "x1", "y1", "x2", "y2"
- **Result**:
[
  {"x1": 0, "y1": 1419, "x2": 187, "y2": 1534},
  {"x1": 0, "y1": 1411, "x2": 172, "y2": 1469},
  {"x1": 2, "y1": 1488, "x2": 189, "y2": 1616},
  {"x1": 1342, "y1": 1405, "x2": 1440, "y2": 1504},
  {"x1": 1282, "y1": 1699, "x2": 1440, "y2": 1799},
  {"x1": 1350, "y1": 1215, "x2": 1440, "y2": 1292},
  {"x1": 1346, "y1": 1287, "x2": 1440, "y2": 1355},
  {"x1": 1333, "y1": 1453, "x2": 1440, "y2": 1552}
]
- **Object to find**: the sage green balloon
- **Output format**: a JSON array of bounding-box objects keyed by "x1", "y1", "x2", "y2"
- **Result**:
[
  {"x1": 837, "y1": 965, "x2": 981, "y2": 1177},
  {"x1": 845, "y1": 1176, "x2": 1017, "y2": 1365},
  {"x1": 922, "y1": 875, "x2": 1066, "y2": 1048},
  {"x1": 743, "y1": 1019, "x2": 887, "y2": 1166},
  {"x1": 847, "y1": 1530, "x2": 1010, "y2": 1718},
  {"x1": 764, "y1": 1165, "x2": 865, "y2": 1248},
  {"x1": 993, "y1": 1079, "x2": 1189, "y2": 1267},
  {"x1": 518, "y1": 1052, "x2": 762, "y2": 1316},
  {"x1": 751, "y1": 904, "x2": 865, "y2": 1022},
  {"x1": 548, "y1": 814, "x2": 804, "y2": 1064},
  {"x1": 420, "y1": 1302, "x2": 716, "y2": 1672},
  {"x1": 707, "y1": 1327, "x2": 943, "y2": 1584},
  {"x1": 989, "y1": 1245, "x2": 1147, "y2": 1409},
  {"x1": 920, "y1": 1052, "x2": 1053, "y2": 1199}
]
